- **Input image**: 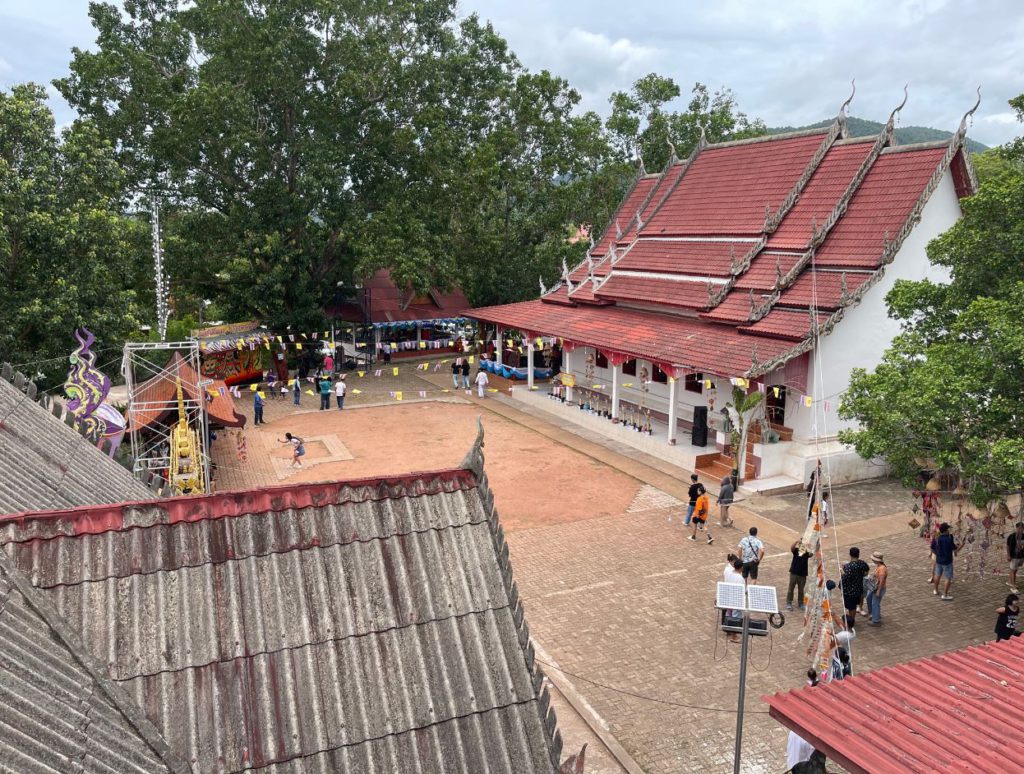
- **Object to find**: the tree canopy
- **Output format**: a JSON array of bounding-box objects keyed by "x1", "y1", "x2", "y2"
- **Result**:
[
  {"x1": 839, "y1": 93, "x2": 1024, "y2": 505},
  {"x1": 0, "y1": 83, "x2": 146, "y2": 385},
  {"x1": 54, "y1": 1, "x2": 763, "y2": 330}
]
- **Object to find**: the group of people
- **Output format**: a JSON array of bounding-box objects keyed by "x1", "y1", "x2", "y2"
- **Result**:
[
  {"x1": 450, "y1": 357, "x2": 492, "y2": 397},
  {"x1": 682, "y1": 473, "x2": 735, "y2": 546}
]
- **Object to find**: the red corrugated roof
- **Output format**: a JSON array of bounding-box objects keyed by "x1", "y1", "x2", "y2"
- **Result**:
[
  {"x1": 814, "y1": 146, "x2": 947, "y2": 268},
  {"x1": 591, "y1": 176, "x2": 658, "y2": 257},
  {"x1": 470, "y1": 299, "x2": 791, "y2": 376},
  {"x1": 613, "y1": 239, "x2": 752, "y2": 277},
  {"x1": 594, "y1": 273, "x2": 713, "y2": 310},
  {"x1": 767, "y1": 139, "x2": 875, "y2": 250},
  {"x1": 642, "y1": 132, "x2": 829, "y2": 237},
  {"x1": 764, "y1": 636, "x2": 1024, "y2": 774}
]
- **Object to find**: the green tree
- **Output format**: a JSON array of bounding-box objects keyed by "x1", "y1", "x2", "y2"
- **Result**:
[
  {"x1": 839, "y1": 94, "x2": 1024, "y2": 505},
  {"x1": 57, "y1": 0, "x2": 616, "y2": 320},
  {"x1": 606, "y1": 76, "x2": 767, "y2": 170},
  {"x1": 0, "y1": 83, "x2": 146, "y2": 386}
]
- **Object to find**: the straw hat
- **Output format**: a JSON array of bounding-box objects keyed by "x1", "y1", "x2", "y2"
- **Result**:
[{"x1": 870, "y1": 552, "x2": 884, "y2": 564}]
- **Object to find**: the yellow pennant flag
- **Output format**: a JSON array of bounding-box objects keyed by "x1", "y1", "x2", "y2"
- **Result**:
[
  {"x1": 392, "y1": 367, "x2": 399, "y2": 376},
  {"x1": 358, "y1": 371, "x2": 365, "y2": 378},
  {"x1": 440, "y1": 359, "x2": 450, "y2": 364},
  {"x1": 773, "y1": 386, "x2": 780, "y2": 398},
  {"x1": 352, "y1": 388, "x2": 362, "y2": 395},
  {"x1": 507, "y1": 339, "x2": 514, "y2": 347},
  {"x1": 257, "y1": 391, "x2": 266, "y2": 399},
  {"x1": 296, "y1": 342, "x2": 303, "y2": 350},
  {"x1": 419, "y1": 341, "x2": 427, "y2": 349},
  {"x1": 442, "y1": 388, "x2": 450, "y2": 393},
  {"x1": 803, "y1": 395, "x2": 813, "y2": 407},
  {"x1": 289, "y1": 379, "x2": 296, "y2": 386},
  {"x1": 391, "y1": 342, "x2": 398, "y2": 349},
  {"x1": 264, "y1": 343, "x2": 270, "y2": 349},
  {"x1": 395, "y1": 391, "x2": 403, "y2": 401},
  {"x1": 236, "y1": 341, "x2": 244, "y2": 350},
  {"x1": 206, "y1": 388, "x2": 217, "y2": 396},
  {"x1": 704, "y1": 379, "x2": 712, "y2": 389},
  {"x1": 250, "y1": 384, "x2": 257, "y2": 391},
  {"x1": 306, "y1": 389, "x2": 315, "y2": 396},
  {"x1": 487, "y1": 388, "x2": 498, "y2": 393},
  {"x1": 276, "y1": 336, "x2": 283, "y2": 343},
  {"x1": 623, "y1": 382, "x2": 633, "y2": 388},
  {"x1": 323, "y1": 331, "x2": 329, "y2": 338},
  {"x1": 468, "y1": 355, "x2": 474, "y2": 363},
  {"x1": 535, "y1": 338, "x2": 543, "y2": 348},
  {"x1": 517, "y1": 346, "x2": 523, "y2": 354}
]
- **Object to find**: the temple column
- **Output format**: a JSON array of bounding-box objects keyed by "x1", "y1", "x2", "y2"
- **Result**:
[
  {"x1": 667, "y1": 375, "x2": 679, "y2": 445},
  {"x1": 415, "y1": 323, "x2": 422, "y2": 349},
  {"x1": 374, "y1": 327, "x2": 381, "y2": 360},
  {"x1": 527, "y1": 338, "x2": 535, "y2": 391},
  {"x1": 611, "y1": 361, "x2": 621, "y2": 420},
  {"x1": 564, "y1": 348, "x2": 574, "y2": 402},
  {"x1": 496, "y1": 326, "x2": 503, "y2": 366}
]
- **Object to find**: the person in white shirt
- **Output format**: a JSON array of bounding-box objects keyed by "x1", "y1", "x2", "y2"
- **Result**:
[
  {"x1": 474, "y1": 368, "x2": 489, "y2": 398},
  {"x1": 334, "y1": 376, "x2": 346, "y2": 410}
]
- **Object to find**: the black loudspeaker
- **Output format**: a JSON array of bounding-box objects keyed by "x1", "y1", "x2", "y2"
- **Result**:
[{"x1": 691, "y1": 405, "x2": 709, "y2": 447}]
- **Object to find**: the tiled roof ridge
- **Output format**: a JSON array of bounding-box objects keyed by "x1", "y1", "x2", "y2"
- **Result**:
[
  {"x1": 0, "y1": 547, "x2": 188, "y2": 773},
  {"x1": 703, "y1": 125, "x2": 831, "y2": 150},
  {"x1": 704, "y1": 237, "x2": 769, "y2": 309},
  {"x1": 0, "y1": 362, "x2": 167, "y2": 497},
  {"x1": 460, "y1": 418, "x2": 564, "y2": 770},
  {"x1": 748, "y1": 113, "x2": 976, "y2": 377},
  {"x1": 880, "y1": 139, "x2": 953, "y2": 153},
  {"x1": 0, "y1": 467, "x2": 480, "y2": 536}
]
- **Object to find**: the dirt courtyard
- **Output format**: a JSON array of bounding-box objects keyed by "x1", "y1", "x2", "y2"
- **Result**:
[{"x1": 214, "y1": 400, "x2": 641, "y2": 532}]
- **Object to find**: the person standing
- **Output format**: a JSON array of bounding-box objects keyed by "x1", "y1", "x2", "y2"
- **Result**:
[
  {"x1": 685, "y1": 474, "x2": 701, "y2": 526},
  {"x1": 786, "y1": 541, "x2": 810, "y2": 611},
  {"x1": 292, "y1": 377, "x2": 301, "y2": 406},
  {"x1": 461, "y1": 358, "x2": 471, "y2": 389},
  {"x1": 324, "y1": 352, "x2": 334, "y2": 374},
  {"x1": 865, "y1": 552, "x2": 888, "y2": 626},
  {"x1": 318, "y1": 375, "x2": 331, "y2": 410},
  {"x1": 995, "y1": 594, "x2": 1020, "y2": 641},
  {"x1": 738, "y1": 527, "x2": 764, "y2": 581},
  {"x1": 451, "y1": 358, "x2": 462, "y2": 388},
  {"x1": 688, "y1": 486, "x2": 713, "y2": 544},
  {"x1": 840, "y1": 547, "x2": 870, "y2": 629},
  {"x1": 382, "y1": 342, "x2": 392, "y2": 364},
  {"x1": 931, "y1": 522, "x2": 960, "y2": 600},
  {"x1": 1007, "y1": 522, "x2": 1024, "y2": 594},
  {"x1": 334, "y1": 376, "x2": 347, "y2": 410},
  {"x1": 253, "y1": 389, "x2": 265, "y2": 426},
  {"x1": 474, "y1": 368, "x2": 489, "y2": 398},
  {"x1": 717, "y1": 475, "x2": 735, "y2": 527}
]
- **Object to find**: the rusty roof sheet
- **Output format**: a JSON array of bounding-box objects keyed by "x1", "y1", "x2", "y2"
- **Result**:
[
  {"x1": 0, "y1": 367, "x2": 154, "y2": 516},
  {"x1": 764, "y1": 636, "x2": 1024, "y2": 774},
  {"x1": 0, "y1": 464, "x2": 561, "y2": 773}
]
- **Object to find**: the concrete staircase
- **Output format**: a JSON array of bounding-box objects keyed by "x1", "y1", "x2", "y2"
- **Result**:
[{"x1": 695, "y1": 422, "x2": 793, "y2": 483}]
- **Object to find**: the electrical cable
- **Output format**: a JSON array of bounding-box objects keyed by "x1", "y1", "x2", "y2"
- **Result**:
[{"x1": 535, "y1": 656, "x2": 770, "y2": 715}]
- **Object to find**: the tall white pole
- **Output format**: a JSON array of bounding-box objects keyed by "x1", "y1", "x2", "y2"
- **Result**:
[
  {"x1": 734, "y1": 610, "x2": 751, "y2": 774},
  {"x1": 151, "y1": 194, "x2": 169, "y2": 342},
  {"x1": 527, "y1": 338, "x2": 535, "y2": 391},
  {"x1": 667, "y1": 376, "x2": 679, "y2": 444},
  {"x1": 611, "y1": 363, "x2": 621, "y2": 420}
]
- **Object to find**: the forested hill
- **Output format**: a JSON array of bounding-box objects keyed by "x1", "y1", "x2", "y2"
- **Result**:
[{"x1": 769, "y1": 116, "x2": 988, "y2": 153}]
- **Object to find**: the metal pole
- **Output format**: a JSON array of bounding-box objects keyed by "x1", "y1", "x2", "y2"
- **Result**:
[{"x1": 733, "y1": 610, "x2": 751, "y2": 774}]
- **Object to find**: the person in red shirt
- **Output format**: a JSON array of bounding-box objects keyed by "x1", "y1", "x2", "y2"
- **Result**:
[{"x1": 688, "y1": 486, "x2": 714, "y2": 544}]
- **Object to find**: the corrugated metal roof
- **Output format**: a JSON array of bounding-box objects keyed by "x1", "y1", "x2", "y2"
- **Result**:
[
  {"x1": 0, "y1": 453, "x2": 561, "y2": 773},
  {"x1": 764, "y1": 636, "x2": 1024, "y2": 773},
  {"x1": 0, "y1": 548, "x2": 186, "y2": 773},
  {"x1": 0, "y1": 366, "x2": 155, "y2": 516}
]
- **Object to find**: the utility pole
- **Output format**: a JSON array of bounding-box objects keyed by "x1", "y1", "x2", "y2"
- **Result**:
[{"x1": 151, "y1": 194, "x2": 169, "y2": 341}]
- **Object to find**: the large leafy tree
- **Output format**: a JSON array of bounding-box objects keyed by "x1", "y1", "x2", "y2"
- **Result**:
[
  {"x1": 839, "y1": 94, "x2": 1024, "y2": 505},
  {"x1": 57, "y1": 0, "x2": 616, "y2": 323},
  {"x1": 0, "y1": 83, "x2": 146, "y2": 386}
]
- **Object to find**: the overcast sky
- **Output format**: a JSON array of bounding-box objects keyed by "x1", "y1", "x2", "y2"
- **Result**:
[{"x1": 2, "y1": 0, "x2": 1021, "y2": 146}]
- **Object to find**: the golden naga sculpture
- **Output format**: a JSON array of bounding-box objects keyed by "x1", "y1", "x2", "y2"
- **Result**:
[{"x1": 170, "y1": 377, "x2": 204, "y2": 494}]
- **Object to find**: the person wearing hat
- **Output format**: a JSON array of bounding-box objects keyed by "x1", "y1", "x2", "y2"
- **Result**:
[{"x1": 865, "y1": 552, "x2": 888, "y2": 626}]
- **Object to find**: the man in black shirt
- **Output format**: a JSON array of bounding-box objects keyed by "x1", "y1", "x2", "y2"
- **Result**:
[
  {"x1": 786, "y1": 541, "x2": 810, "y2": 611},
  {"x1": 1007, "y1": 522, "x2": 1024, "y2": 594},
  {"x1": 840, "y1": 547, "x2": 870, "y2": 629},
  {"x1": 685, "y1": 474, "x2": 701, "y2": 527}
]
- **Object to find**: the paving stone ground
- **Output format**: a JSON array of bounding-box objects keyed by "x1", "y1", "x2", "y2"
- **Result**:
[{"x1": 211, "y1": 365, "x2": 1012, "y2": 772}]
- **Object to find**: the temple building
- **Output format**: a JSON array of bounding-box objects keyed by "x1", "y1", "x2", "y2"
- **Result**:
[{"x1": 467, "y1": 93, "x2": 979, "y2": 488}]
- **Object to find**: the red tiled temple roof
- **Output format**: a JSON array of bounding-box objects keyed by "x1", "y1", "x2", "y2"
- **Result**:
[
  {"x1": 469, "y1": 300, "x2": 791, "y2": 376},
  {"x1": 764, "y1": 636, "x2": 1024, "y2": 774},
  {"x1": 766, "y1": 138, "x2": 875, "y2": 250},
  {"x1": 333, "y1": 269, "x2": 470, "y2": 323},
  {"x1": 591, "y1": 175, "x2": 658, "y2": 257},
  {"x1": 613, "y1": 239, "x2": 753, "y2": 277},
  {"x1": 814, "y1": 146, "x2": 948, "y2": 269},
  {"x1": 478, "y1": 113, "x2": 975, "y2": 377},
  {"x1": 642, "y1": 131, "x2": 829, "y2": 237}
]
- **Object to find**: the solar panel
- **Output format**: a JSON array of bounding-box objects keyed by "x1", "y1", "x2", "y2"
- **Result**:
[
  {"x1": 716, "y1": 582, "x2": 746, "y2": 611},
  {"x1": 745, "y1": 584, "x2": 779, "y2": 614}
]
